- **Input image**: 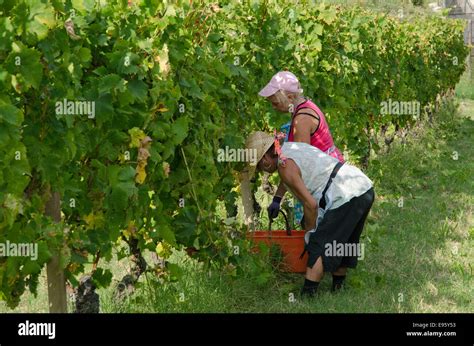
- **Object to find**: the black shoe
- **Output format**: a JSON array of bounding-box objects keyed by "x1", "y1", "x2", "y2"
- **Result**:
[
  {"x1": 331, "y1": 282, "x2": 345, "y2": 292},
  {"x1": 331, "y1": 275, "x2": 346, "y2": 292},
  {"x1": 300, "y1": 286, "x2": 318, "y2": 298}
]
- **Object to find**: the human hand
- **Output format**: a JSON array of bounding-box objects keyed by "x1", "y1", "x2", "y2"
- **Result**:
[{"x1": 267, "y1": 196, "x2": 282, "y2": 219}]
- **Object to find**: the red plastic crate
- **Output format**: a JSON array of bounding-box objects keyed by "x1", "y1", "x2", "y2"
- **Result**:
[
  {"x1": 247, "y1": 211, "x2": 308, "y2": 273},
  {"x1": 247, "y1": 230, "x2": 308, "y2": 273}
]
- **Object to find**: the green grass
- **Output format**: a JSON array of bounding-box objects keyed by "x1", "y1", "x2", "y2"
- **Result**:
[
  {"x1": 2, "y1": 76, "x2": 473, "y2": 313},
  {"x1": 325, "y1": 0, "x2": 439, "y2": 15},
  {"x1": 455, "y1": 64, "x2": 474, "y2": 100}
]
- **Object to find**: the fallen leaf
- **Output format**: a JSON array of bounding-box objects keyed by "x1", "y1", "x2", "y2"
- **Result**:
[{"x1": 64, "y1": 19, "x2": 81, "y2": 40}]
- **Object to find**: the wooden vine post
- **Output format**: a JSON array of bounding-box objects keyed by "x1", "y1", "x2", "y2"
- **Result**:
[
  {"x1": 239, "y1": 170, "x2": 255, "y2": 231},
  {"x1": 44, "y1": 190, "x2": 67, "y2": 313}
]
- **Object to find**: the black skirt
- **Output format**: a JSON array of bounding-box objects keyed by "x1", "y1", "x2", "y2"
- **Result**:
[{"x1": 306, "y1": 187, "x2": 375, "y2": 272}]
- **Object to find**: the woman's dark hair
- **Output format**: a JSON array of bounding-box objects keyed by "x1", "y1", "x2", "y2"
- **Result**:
[{"x1": 265, "y1": 143, "x2": 278, "y2": 158}]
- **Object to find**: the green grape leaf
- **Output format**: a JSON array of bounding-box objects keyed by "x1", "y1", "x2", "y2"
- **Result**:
[
  {"x1": 6, "y1": 43, "x2": 43, "y2": 89},
  {"x1": 128, "y1": 79, "x2": 148, "y2": 102},
  {"x1": 0, "y1": 103, "x2": 23, "y2": 126},
  {"x1": 91, "y1": 268, "x2": 113, "y2": 288},
  {"x1": 171, "y1": 117, "x2": 188, "y2": 146}
]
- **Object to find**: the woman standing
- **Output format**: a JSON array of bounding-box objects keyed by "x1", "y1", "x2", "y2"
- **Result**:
[{"x1": 259, "y1": 71, "x2": 344, "y2": 222}]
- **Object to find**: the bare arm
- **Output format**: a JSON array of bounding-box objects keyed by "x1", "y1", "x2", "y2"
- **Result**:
[
  {"x1": 293, "y1": 112, "x2": 319, "y2": 144},
  {"x1": 278, "y1": 159, "x2": 318, "y2": 232},
  {"x1": 274, "y1": 181, "x2": 287, "y2": 198}
]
